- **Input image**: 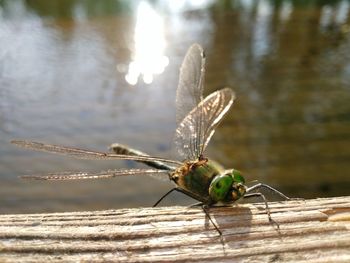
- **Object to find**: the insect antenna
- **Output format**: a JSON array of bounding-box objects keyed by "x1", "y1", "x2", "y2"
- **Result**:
[{"x1": 245, "y1": 179, "x2": 259, "y2": 186}]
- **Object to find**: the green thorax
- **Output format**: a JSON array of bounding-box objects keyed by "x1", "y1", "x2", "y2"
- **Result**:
[{"x1": 172, "y1": 160, "x2": 224, "y2": 201}]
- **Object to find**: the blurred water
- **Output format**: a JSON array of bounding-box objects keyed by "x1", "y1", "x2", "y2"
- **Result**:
[{"x1": 0, "y1": 0, "x2": 349, "y2": 213}]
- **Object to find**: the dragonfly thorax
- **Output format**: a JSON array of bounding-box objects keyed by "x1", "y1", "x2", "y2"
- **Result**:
[{"x1": 170, "y1": 159, "x2": 222, "y2": 203}]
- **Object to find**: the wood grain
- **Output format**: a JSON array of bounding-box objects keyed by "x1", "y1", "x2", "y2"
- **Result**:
[{"x1": 0, "y1": 196, "x2": 349, "y2": 262}]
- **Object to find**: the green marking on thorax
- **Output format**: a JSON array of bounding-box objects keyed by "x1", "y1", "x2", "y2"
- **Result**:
[{"x1": 182, "y1": 160, "x2": 223, "y2": 198}]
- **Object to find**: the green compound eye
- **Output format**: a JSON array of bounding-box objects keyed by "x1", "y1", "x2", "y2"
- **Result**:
[
  {"x1": 209, "y1": 174, "x2": 233, "y2": 202},
  {"x1": 232, "y1": 169, "x2": 245, "y2": 184}
]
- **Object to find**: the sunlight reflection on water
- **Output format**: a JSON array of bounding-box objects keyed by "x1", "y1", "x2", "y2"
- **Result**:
[{"x1": 125, "y1": 1, "x2": 169, "y2": 85}]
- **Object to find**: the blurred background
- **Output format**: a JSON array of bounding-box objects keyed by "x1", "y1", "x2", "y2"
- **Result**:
[{"x1": 0, "y1": 0, "x2": 349, "y2": 213}]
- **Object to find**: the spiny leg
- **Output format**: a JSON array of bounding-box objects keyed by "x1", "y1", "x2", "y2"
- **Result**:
[
  {"x1": 189, "y1": 202, "x2": 204, "y2": 207},
  {"x1": 243, "y1": 192, "x2": 280, "y2": 229},
  {"x1": 189, "y1": 202, "x2": 222, "y2": 236},
  {"x1": 153, "y1": 188, "x2": 178, "y2": 207},
  {"x1": 201, "y1": 205, "x2": 222, "y2": 236},
  {"x1": 246, "y1": 183, "x2": 290, "y2": 200},
  {"x1": 154, "y1": 187, "x2": 208, "y2": 207},
  {"x1": 153, "y1": 188, "x2": 222, "y2": 235},
  {"x1": 188, "y1": 202, "x2": 222, "y2": 235}
]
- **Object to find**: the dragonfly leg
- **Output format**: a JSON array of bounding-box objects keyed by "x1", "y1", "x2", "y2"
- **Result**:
[
  {"x1": 183, "y1": 202, "x2": 222, "y2": 235},
  {"x1": 189, "y1": 202, "x2": 204, "y2": 207},
  {"x1": 153, "y1": 188, "x2": 221, "y2": 235},
  {"x1": 154, "y1": 187, "x2": 208, "y2": 207},
  {"x1": 246, "y1": 183, "x2": 290, "y2": 200},
  {"x1": 201, "y1": 205, "x2": 222, "y2": 236},
  {"x1": 243, "y1": 192, "x2": 279, "y2": 229},
  {"x1": 153, "y1": 188, "x2": 178, "y2": 207}
]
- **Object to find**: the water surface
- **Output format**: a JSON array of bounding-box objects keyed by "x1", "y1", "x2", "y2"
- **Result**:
[{"x1": 1, "y1": 0, "x2": 350, "y2": 213}]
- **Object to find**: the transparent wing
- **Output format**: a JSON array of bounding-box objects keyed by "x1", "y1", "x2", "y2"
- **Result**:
[
  {"x1": 20, "y1": 168, "x2": 170, "y2": 180},
  {"x1": 174, "y1": 88, "x2": 235, "y2": 160},
  {"x1": 176, "y1": 43, "x2": 205, "y2": 125},
  {"x1": 11, "y1": 140, "x2": 182, "y2": 166}
]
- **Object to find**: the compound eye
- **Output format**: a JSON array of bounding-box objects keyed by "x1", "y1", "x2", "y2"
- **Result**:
[
  {"x1": 232, "y1": 170, "x2": 245, "y2": 184},
  {"x1": 215, "y1": 181, "x2": 222, "y2": 189},
  {"x1": 209, "y1": 174, "x2": 233, "y2": 202}
]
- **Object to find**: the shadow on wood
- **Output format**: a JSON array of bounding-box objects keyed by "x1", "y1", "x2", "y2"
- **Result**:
[{"x1": 0, "y1": 196, "x2": 349, "y2": 262}]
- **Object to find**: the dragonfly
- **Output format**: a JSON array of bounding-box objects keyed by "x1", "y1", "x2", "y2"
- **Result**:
[{"x1": 11, "y1": 44, "x2": 290, "y2": 235}]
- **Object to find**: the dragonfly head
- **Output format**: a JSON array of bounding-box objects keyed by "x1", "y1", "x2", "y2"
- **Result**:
[{"x1": 209, "y1": 169, "x2": 246, "y2": 203}]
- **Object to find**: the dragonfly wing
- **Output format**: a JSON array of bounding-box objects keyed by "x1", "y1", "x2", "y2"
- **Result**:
[
  {"x1": 174, "y1": 88, "x2": 235, "y2": 160},
  {"x1": 176, "y1": 43, "x2": 205, "y2": 125},
  {"x1": 11, "y1": 140, "x2": 182, "y2": 166},
  {"x1": 20, "y1": 168, "x2": 170, "y2": 180}
]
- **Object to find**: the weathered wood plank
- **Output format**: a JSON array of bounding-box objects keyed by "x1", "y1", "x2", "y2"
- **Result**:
[{"x1": 0, "y1": 196, "x2": 349, "y2": 262}]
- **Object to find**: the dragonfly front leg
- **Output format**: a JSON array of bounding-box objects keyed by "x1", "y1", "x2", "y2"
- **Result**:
[
  {"x1": 243, "y1": 192, "x2": 271, "y2": 221},
  {"x1": 243, "y1": 192, "x2": 280, "y2": 229},
  {"x1": 246, "y1": 183, "x2": 290, "y2": 200}
]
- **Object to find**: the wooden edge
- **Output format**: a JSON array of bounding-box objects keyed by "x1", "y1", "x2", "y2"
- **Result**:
[{"x1": 0, "y1": 196, "x2": 349, "y2": 262}]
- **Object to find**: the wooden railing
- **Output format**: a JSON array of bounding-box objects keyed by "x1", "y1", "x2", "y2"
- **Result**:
[{"x1": 0, "y1": 196, "x2": 349, "y2": 262}]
